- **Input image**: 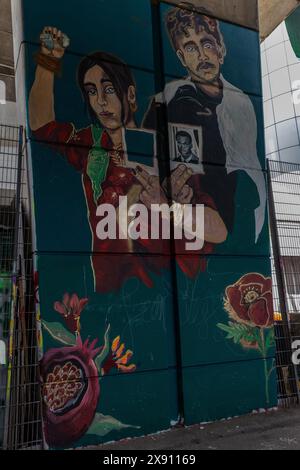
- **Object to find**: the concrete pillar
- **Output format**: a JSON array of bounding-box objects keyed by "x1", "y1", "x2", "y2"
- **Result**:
[{"x1": 0, "y1": 0, "x2": 16, "y2": 125}]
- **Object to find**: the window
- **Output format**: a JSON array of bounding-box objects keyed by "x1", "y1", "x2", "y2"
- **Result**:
[
  {"x1": 265, "y1": 125, "x2": 278, "y2": 154},
  {"x1": 263, "y1": 75, "x2": 271, "y2": 101},
  {"x1": 264, "y1": 99, "x2": 275, "y2": 127},
  {"x1": 282, "y1": 256, "x2": 300, "y2": 297},
  {"x1": 266, "y1": 43, "x2": 287, "y2": 73},
  {"x1": 273, "y1": 92, "x2": 295, "y2": 122},
  {"x1": 276, "y1": 119, "x2": 299, "y2": 150},
  {"x1": 270, "y1": 68, "x2": 291, "y2": 97}
]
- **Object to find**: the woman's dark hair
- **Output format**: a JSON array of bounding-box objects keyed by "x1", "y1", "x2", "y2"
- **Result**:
[{"x1": 77, "y1": 51, "x2": 137, "y2": 126}]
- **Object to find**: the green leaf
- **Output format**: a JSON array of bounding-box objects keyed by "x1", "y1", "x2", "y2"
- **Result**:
[
  {"x1": 265, "y1": 328, "x2": 275, "y2": 351},
  {"x1": 87, "y1": 127, "x2": 109, "y2": 204},
  {"x1": 252, "y1": 328, "x2": 264, "y2": 353},
  {"x1": 86, "y1": 413, "x2": 140, "y2": 437},
  {"x1": 217, "y1": 323, "x2": 232, "y2": 333},
  {"x1": 42, "y1": 320, "x2": 76, "y2": 346},
  {"x1": 218, "y1": 322, "x2": 259, "y2": 346},
  {"x1": 95, "y1": 324, "x2": 111, "y2": 372}
]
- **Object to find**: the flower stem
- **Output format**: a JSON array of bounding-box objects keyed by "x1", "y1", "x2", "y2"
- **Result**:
[{"x1": 260, "y1": 329, "x2": 270, "y2": 405}]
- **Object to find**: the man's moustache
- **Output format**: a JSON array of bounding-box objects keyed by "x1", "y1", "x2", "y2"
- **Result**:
[{"x1": 197, "y1": 63, "x2": 215, "y2": 71}]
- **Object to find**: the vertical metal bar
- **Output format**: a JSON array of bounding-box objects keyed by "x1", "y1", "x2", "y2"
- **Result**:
[
  {"x1": 13, "y1": 126, "x2": 23, "y2": 275},
  {"x1": 150, "y1": 0, "x2": 185, "y2": 423},
  {"x1": 3, "y1": 126, "x2": 24, "y2": 449},
  {"x1": 267, "y1": 159, "x2": 300, "y2": 403}
]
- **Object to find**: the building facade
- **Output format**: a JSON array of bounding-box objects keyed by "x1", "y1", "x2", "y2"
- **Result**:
[{"x1": 262, "y1": 10, "x2": 300, "y2": 320}]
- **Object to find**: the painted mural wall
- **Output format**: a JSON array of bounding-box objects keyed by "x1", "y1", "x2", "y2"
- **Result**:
[{"x1": 18, "y1": 0, "x2": 276, "y2": 449}]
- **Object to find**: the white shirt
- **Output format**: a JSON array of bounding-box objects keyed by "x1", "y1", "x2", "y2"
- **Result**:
[{"x1": 155, "y1": 75, "x2": 266, "y2": 243}]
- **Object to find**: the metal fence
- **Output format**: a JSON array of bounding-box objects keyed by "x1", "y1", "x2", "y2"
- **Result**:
[
  {"x1": 268, "y1": 159, "x2": 300, "y2": 407},
  {"x1": 0, "y1": 124, "x2": 43, "y2": 449}
]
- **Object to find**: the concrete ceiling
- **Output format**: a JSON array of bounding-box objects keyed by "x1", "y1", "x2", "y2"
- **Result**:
[
  {"x1": 163, "y1": 0, "x2": 300, "y2": 40},
  {"x1": 259, "y1": 0, "x2": 300, "y2": 40},
  {"x1": 163, "y1": 0, "x2": 259, "y2": 30}
]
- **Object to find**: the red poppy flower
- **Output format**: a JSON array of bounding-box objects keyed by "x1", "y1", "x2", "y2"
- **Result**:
[
  {"x1": 54, "y1": 293, "x2": 89, "y2": 334},
  {"x1": 224, "y1": 273, "x2": 274, "y2": 328}
]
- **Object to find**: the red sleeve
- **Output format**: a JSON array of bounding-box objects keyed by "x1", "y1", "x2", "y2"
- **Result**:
[
  {"x1": 189, "y1": 174, "x2": 217, "y2": 210},
  {"x1": 175, "y1": 176, "x2": 217, "y2": 279},
  {"x1": 32, "y1": 121, "x2": 90, "y2": 171}
]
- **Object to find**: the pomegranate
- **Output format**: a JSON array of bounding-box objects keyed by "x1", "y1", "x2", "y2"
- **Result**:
[{"x1": 40, "y1": 336, "x2": 101, "y2": 447}]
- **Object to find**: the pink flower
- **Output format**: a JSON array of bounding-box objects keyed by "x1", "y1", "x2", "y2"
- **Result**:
[{"x1": 54, "y1": 293, "x2": 88, "y2": 334}]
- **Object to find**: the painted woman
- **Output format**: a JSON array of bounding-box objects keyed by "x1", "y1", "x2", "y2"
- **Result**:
[{"x1": 29, "y1": 27, "x2": 226, "y2": 293}]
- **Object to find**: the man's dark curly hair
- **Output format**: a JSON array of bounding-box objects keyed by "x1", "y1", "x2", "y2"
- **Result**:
[{"x1": 166, "y1": 2, "x2": 226, "y2": 58}]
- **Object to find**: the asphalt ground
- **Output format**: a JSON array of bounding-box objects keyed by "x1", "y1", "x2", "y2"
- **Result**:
[{"x1": 84, "y1": 407, "x2": 300, "y2": 451}]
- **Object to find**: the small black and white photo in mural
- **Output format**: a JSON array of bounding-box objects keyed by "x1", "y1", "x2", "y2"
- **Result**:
[{"x1": 169, "y1": 124, "x2": 204, "y2": 173}]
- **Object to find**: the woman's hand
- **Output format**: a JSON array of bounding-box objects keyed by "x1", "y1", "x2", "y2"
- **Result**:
[
  {"x1": 134, "y1": 166, "x2": 168, "y2": 209},
  {"x1": 40, "y1": 26, "x2": 67, "y2": 58},
  {"x1": 163, "y1": 164, "x2": 194, "y2": 204}
]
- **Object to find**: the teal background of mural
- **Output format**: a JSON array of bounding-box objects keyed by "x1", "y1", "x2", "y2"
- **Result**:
[
  {"x1": 19, "y1": 0, "x2": 277, "y2": 448},
  {"x1": 36, "y1": 253, "x2": 179, "y2": 447}
]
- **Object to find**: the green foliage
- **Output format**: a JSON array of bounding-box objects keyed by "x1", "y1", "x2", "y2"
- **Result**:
[
  {"x1": 95, "y1": 324, "x2": 111, "y2": 372},
  {"x1": 87, "y1": 126, "x2": 109, "y2": 204},
  {"x1": 265, "y1": 328, "x2": 275, "y2": 350},
  {"x1": 42, "y1": 320, "x2": 76, "y2": 346},
  {"x1": 217, "y1": 322, "x2": 257, "y2": 345},
  {"x1": 217, "y1": 322, "x2": 275, "y2": 356},
  {"x1": 87, "y1": 413, "x2": 140, "y2": 437}
]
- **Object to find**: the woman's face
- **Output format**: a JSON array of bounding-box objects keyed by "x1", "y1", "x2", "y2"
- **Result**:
[{"x1": 83, "y1": 65, "x2": 123, "y2": 130}]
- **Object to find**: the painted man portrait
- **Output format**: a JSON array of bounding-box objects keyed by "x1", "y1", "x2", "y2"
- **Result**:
[
  {"x1": 174, "y1": 131, "x2": 199, "y2": 164},
  {"x1": 143, "y1": 2, "x2": 266, "y2": 244}
]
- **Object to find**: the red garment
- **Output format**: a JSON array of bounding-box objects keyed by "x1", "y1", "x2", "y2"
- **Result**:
[{"x1": 33, "y1": 122, "x2": 215, "y2": 292}]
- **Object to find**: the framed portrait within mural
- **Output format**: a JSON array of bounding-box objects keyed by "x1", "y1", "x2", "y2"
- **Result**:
[{"x1": 169, "y1": 123, "x2": 204, "y2": 174}]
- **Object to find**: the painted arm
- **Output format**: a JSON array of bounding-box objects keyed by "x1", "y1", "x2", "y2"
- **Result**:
[
  {"x1": 29, "y1": 27, "x2": 66, "y2": 131},
  {"x1": 164, "y1": 165, "x2": 228, "y2": 244},
  {"x1": 202, "y1": 206, "x2": 227, "y2": 244},
  {"x1": 133, "y1": 165, "x2": 227, "y2": 245}
]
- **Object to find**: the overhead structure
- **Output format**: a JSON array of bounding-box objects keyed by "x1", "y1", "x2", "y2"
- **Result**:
[
  {"x1": 259, "y1": 0, "x2": 300, "y2": 41},
  {"x1": 163, "y1": 0, "x2": 259, "y2": 30},
  {"x1": 164, "y1": 0, "x2": 300, "y2": 40}
]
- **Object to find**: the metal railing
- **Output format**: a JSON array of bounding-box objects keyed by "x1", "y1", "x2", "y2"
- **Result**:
[
  {"x1": 268, "y1": 159, "x2": 300, "y2": 407},
  {"x1": 0, "y1": 124, "x2": 43, "y2": 449}
]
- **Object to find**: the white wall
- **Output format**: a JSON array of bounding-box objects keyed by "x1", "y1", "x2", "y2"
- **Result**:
[
  {"x1": 11, "y1": 0, "x2": 27, "y2": 128},
  {"x1": 262, "y1": 22, "x2": 300, "y2": 164}
]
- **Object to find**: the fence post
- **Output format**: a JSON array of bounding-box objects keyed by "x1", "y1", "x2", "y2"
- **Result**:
[{"x1": 267, "y1": 159, "x2": 300, "y2": 404}]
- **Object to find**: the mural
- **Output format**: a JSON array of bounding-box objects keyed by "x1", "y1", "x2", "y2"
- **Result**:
[
  {"x1": 20, "y1": 0, "x2": 276, "y2": 449},
  {"x1": 40, "y1": 292, "x2": 136, "y2": 447},
  {"x1": 143, "y1": 3, "x2": 266, "y2": 245},
  {"x1": 28, "y1": 25, "x2": 225, "y2": 292}
]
